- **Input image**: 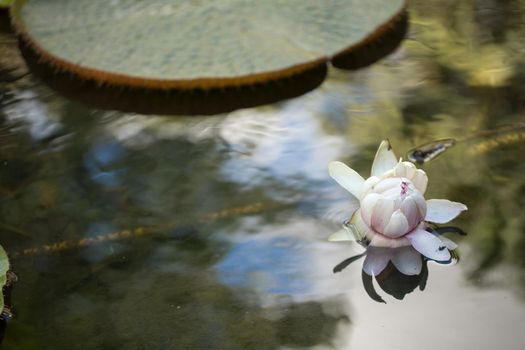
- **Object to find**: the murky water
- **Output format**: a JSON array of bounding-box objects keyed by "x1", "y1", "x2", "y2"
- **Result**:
[{"x1": 2, "y1": 1, "x2": 525, "y2": 349}]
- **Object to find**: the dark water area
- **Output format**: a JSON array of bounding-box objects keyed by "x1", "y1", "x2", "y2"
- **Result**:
[{"x1": 1, "y1": 1, "x2": 525, "y2": 349}]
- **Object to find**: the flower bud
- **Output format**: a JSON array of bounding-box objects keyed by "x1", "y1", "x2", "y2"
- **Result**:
[{"x1": 360, "y1": 177, "x2": 426, "y2": 238}]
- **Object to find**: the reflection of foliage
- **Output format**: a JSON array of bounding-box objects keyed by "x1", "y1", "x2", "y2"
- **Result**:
[
  {"x1": 409, "y1": 0, "x2": 525, "y2": 87},
  {"x1": 469, "y1": 205, "x2": 505, "y2": 279}
]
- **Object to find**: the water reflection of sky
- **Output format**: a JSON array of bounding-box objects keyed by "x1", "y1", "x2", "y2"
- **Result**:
[
  {"x1": 3, "y1": 90, "x2": 62, "y2": 141},
  {"x1": 216, "y1": 235, "x2": 311, "y2": 296},
  {"x1": 219, "y1": 98, "x2": 348, "y2": 188},
  {"x1": 83, "y1": 140, "x2": 127, "y2": 188}
]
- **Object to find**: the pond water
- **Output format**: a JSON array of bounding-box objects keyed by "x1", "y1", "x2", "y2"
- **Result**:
[{"x1": 2, "y1": 1, "x2": 525, "y2": 349}]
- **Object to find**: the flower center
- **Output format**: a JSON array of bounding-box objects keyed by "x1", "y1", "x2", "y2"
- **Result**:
[
  {"x1": 400, "y1": 181, "x2": 410, "y2": 197},
  {"x1": 399, "y1": 181, "x2": 412, "y2": 200}
]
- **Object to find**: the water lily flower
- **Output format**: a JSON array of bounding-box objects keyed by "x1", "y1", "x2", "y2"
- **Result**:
[{"x1": 328, "y1": 140, "x2": 467, "y2": 262}]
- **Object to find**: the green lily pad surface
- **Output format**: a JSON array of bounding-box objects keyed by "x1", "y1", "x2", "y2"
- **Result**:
[
  {"x1": 10, "y1": 0, "x2": 407, "y2": 114},
  {"x1": 13, "y1": 0, "x2": 405, "y2": 88},
  {"x1": 0, "y1": 245, "x2": 9, "y2": 312}
]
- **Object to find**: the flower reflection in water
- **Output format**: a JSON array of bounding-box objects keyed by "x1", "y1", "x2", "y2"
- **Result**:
[{"x1": 328, "y1": 140, "x2": 468, "y2": 302}]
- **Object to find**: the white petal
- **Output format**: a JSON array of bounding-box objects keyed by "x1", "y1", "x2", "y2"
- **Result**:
[
  {"x1": 382, "y1": 210, "x2": 409, "y2": 238},
  {"x1": 361, "y1": 193, "x2": 381, "y2": 226},
  {"x1": 403, "y1": 162, "x2": 416, "y2": 179},
  {"x1": 406, "y1": 229, "x2": 451, "y2": 261},
  {"x1": 371, "y1": 177, "x2": 401, "y2": 194},
  {"x1": 393, "y1": 160, "x2": 406, "y2": 177},
  {"x1": 353, "y1": 210, "x2": 378, "y2": 242},
  {"x1": 411, "y1": 169, "x2": 428, "y2": 194},
  {"x1": 363, "y1": 247, "x2": 391, "y2": 276},
  {"x1": 391, "y1": 246, "x2": 423, "y2": 275},
  {"x1": 370, "y1": 197, "x2": 395, "y2": 233},
  {"x1": 394, "y1": 161, "x2": 416, "y2": 179},
  {"x1": 371, "y1": 140, "x2": 398, "y2": 177},
  {"x1": 328, "y1": 161, "x2": 365, "y2": 198},
  {"x1": 328, "y1": 228, "x2": 354, "y2": 242},
  {"x1": 425, "y1": 199, "x2": 468, "y2": 224},
  {"x1": 438, "y1": 235, "x2": 458, "y2": 250}
]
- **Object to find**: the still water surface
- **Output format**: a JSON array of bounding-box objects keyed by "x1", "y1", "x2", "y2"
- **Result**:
[{"x1": 1, "y1": 1, "x2": 525, "y2": 349}]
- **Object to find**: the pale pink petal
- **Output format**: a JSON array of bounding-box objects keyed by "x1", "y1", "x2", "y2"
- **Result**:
[
  {"x1": 371, "y1": 140, "x2": 398, "y2": 177},
  {"x1": 370, "y1": 234, "x2": 410, "y2": 248},
  {"x1": 363, "y1": 247, "x2": 391, "y2": 276},
  {"x1": 361, "y1": 193, "x2": 382, "y2": 226},
  {"x1": 391, "y1": 246, "x2": 423, "y2": 275},
  {"x1": 411, "y1": 169, "x2": 428, "y2": 194},
  {"x1": 328, "y1": 161, "x2": 365, "y2": 198},
  {"x1": 425, "y1": 199, "x2": 468, "y2": 224},
  {"x1": 406, "y1": 229, "x2": 451, "y2": 261},
  {"x1": 400, "y1": 197, "x2": 418, "y2": 229},
  {"x1": 382, "y1": 210, "x2": 409, "y2": 238},
  {"x1": 412, "y1": 192, "x2": 428, "y2": 219},
  {"x1": 401, "y1": 193, "x2": 426, "y2": 227},
  {"x1": 370, "y1": 197, "x2": 395, "y2": 233}
]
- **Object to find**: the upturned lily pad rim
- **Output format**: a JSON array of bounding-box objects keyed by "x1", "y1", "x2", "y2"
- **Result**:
[{"x1": 10, "y1": 0, "x2": 407, "y2": 90}]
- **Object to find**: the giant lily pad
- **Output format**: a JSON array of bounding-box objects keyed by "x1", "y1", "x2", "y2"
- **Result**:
[{"x1": 11, "y1": 0, "x2": 408, "y2": 114}]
